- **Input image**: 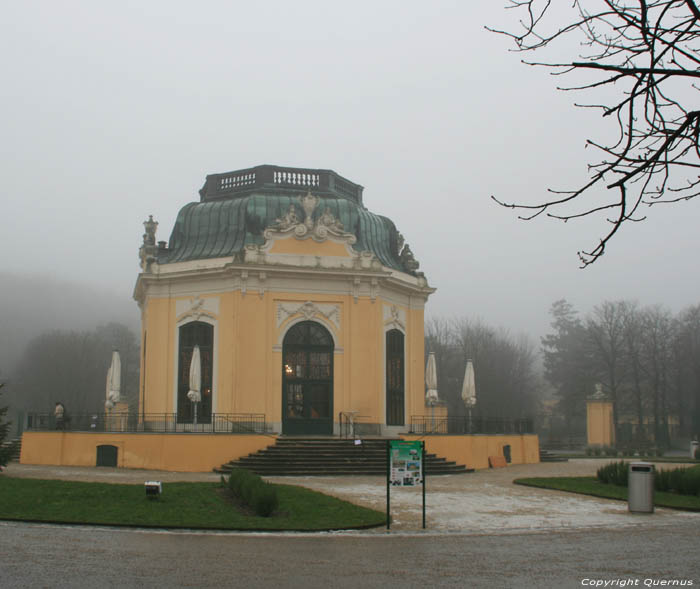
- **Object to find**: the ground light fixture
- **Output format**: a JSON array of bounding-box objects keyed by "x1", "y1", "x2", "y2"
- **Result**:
[{"x1": 145, "y1": 481, "x2": 162, "y2": 499}]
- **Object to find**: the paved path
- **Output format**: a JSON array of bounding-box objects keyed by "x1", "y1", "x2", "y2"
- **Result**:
[
  {"x1": 4, "y1": 459, "x2": 699, "y2": 533},
  {"x1": 3, "y1": 460, "x2": 699, "y2": 588}
]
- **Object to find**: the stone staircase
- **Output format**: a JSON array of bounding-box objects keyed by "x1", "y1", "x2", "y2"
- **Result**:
[
  {"x1": 1, "y1": 437, "x2": 21, "y2": 462},
  {"x1": 539, "y1": 449, "x2": 568, "y2": 463},
  {"x1": 215, "y1": 437, "x2": 470, "y2": 476}
]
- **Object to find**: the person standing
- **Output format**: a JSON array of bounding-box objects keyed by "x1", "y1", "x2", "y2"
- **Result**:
[{"x1": 54, "y1": 402, "x2": 65, "y2": 430}]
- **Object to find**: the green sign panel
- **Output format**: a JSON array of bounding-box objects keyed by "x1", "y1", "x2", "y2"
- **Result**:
[{"x1": 389, "y1": 440, "x2": 423, "y2": 487}]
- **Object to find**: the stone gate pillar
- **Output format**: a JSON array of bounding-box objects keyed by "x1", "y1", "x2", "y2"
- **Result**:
[{"x1": 586, "y1": 384, "x2": 614, "y2": 447}]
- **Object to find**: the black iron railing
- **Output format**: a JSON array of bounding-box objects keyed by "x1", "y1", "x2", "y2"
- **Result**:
[
  {"x1": 410, "y1": 416, "x2": 534, "y2": 435},
  {"x1": 338, "y1": 412, "x2": 371, "y2": 439},
  {"x1": 25, "y1": 412, "x2": 267, "y2": 434}
]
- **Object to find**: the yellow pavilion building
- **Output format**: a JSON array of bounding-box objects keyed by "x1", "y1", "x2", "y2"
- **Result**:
[
  {"x1": 20, "y1": 164, "x2": 539, "y2": 472},
  {"x1": 135, "y1": 165, "x2": 437, "y2": 437}
]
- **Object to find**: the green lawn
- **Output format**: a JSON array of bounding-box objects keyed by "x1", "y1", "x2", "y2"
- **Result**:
[
  {"x1": 0, "y1": 478, "x2": 386, "y2": 530},
  {"x1": 514, "y1": 476, "x2": 700, "y2": 511}
]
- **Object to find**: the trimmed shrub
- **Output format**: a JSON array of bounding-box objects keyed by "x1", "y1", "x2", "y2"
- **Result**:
[
  {"x1": 695, "y1": 447, "x2": 700, "y2": 460},
  {"x1": 253, "y1": 484, "x2": 279, "y2": 517},
  {"x1": 585, "y1": 446, "x2": 594, "y2": 456},
  {"x1": 654, "y1": 465, "x2": 700, "y2": 496},
  {"x1": 603, "y1": 446, "x2": 618, "y2": 457},
  {"x1": 596, "y1": 461, "x2": 628, "y2": 487},
  {"x1": 227, "y1": 468, "x2": 279, "y2": 517}
]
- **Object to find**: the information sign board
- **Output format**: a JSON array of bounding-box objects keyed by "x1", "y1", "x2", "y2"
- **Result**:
[
  {"x1": 389, "y1": 440, "x2": 423, "y2": 486},
  {"x1": 386, "y1": 440, "x2": 426, "y2": 529}
]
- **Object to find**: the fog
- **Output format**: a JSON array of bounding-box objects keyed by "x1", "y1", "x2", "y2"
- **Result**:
[{"x1": 2, "y1": 1, "x2": 698, "y2": 375}]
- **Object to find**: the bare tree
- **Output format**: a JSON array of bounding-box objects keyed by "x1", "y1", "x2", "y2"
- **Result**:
[
  {"x1": 14, "y1": 323, "x2": 139, "y2": 415},
  {"x1": 425, "y1": 317, "x2": 540, "y2": 419},
  {"x1": 490, "y1": 1, "x2": 700, "y2": 266},
  {"x1": 587, "y1": 301, "x2": 629, "y2": 438}
]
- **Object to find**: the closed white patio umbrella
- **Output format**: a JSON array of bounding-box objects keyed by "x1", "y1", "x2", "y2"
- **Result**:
[
  {"x1": 461, "y1": 359, "x2": 476, "y2": 433},
  {"x1": 425, "y1": 352, "x2": 438, "y2": 431},
  {"x1": 425, "y1": 352, "x2": 438, "y2": 404},
  {"x1": 186, "y1": 345, "x2": 202, "y2": 425},
  {"x1": 461, "y1": 359, "x2": 476, "y2": 407},
  {"x1": 105, "y1": 350, "x2": 121, "y2": 411}
]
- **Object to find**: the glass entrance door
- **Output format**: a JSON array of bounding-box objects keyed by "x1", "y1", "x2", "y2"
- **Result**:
[{"x1": 282, "y1": 321, "x2": 333, "y2": 435}]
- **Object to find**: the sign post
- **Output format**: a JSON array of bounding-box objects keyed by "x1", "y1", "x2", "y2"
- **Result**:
[{"x1": 386, "y1": 440, "x2": 426, "y2": 530}]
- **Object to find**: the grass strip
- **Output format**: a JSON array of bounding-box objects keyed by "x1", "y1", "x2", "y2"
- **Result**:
[
  {"x1": 514, "y1": 476, "x2": 700, "y2": 511},
  {"x1": 0, "y1": 478, "x2": 386, "y2": 530}
]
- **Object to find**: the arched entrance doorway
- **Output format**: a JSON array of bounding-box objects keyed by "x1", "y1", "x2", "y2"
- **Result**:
[{"x1": 282, "y1": 321, "x2": 334, "y2": 435}]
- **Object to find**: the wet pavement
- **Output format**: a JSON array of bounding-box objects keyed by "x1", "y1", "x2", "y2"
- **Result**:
[
  {"x1": 5, "y1": 459, "x2": 699, "y2": 533},
  {"x1": 2, "y1": 460, "x2": 699, "y2": 588}
]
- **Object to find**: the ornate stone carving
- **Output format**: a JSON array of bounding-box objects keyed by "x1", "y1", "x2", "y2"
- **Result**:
[
  {"x1": 176, "y1": 295, "x2": 219, "y2": 322},
  {"x1": 300, "y1": 191, "x2": 319, "y2": 229},
  {"x1": 384, "y1": 304, "x2": 406, "y2": 331},
  {"x1": 264, "y1": 191, "x2": 357, "y2": 245},
  {"x1": 139, "y1": 215, "x2": 159, "y2": 272},
  {"x1": 273, "y1": 204, "x2": 299, "y2": 230},
  {"x1": 399, "y1": 243, "x2": 420, "y2": 272},
  {"x1": 276, "y1": 301, "x2": 341, "y2": 330},
  {"x1": 396, "y1": 231, "x2": 405, "y2": 256}
]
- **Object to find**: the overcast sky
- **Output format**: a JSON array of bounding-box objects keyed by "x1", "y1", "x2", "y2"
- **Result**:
[{"x1": 2, "y1": 1, "x2": 698, "y2": 344}]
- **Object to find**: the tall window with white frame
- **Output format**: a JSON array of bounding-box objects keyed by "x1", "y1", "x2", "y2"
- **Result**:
[
  {"x1": 177, "y1": 321, "x2": 213, "y2": 424},
  {"x1": 386, "y1": 329, "x2": 405, "y2": 426}
]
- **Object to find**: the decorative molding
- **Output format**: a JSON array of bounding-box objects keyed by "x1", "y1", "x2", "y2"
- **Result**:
[
  {"x1": 276, "y1": 301, "x2": 341, "y2": 330},
  {"x1": 383, "y1": 304, "x2": 406, "y2": 332},
  {"x1": 175, "y1": 295, "x2": 219, "y2": 322},
  {"x1": 352, "y1": 277, "x2": 361, "y2": 303},
  {"x1": 240, "y1": 270, "x2": 248, "y2": 296},
  {"x1": 258, "y1": 271, "x2": 267, "y2": 298}
]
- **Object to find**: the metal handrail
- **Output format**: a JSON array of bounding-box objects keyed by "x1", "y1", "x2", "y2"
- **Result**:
[
  {"x1": 409, "y1": 416, "x2": 534, "y2": 435},
  {"x1": 25, "y1": 412, "x2": 267, "y2": 434}
]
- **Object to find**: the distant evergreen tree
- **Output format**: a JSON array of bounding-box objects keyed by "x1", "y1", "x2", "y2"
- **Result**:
[{"x1": 0, "y1": 384, "x2": 12, "y2": 471}]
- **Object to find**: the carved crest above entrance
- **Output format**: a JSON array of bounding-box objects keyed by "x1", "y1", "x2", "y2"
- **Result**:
[
  {"x1": 263, "y1": 191, "x2": 357, "y2": 246},
  {"x1": 383, "y1": 303, "x2": 406, "y2": 331},
  {"x1": 175, "y1": 295, "x2": 219, "y2": 322},
  {"x1": 277, "y1": 300, "x2": 341, "y2": 331}
]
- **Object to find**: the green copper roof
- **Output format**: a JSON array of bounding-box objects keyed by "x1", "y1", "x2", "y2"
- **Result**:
[{"x1": 159, "y1": 166, "x2": 417, "y2": 274}]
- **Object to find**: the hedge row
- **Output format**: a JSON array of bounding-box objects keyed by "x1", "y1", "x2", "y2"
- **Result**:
[
  {"x1": 655, "y1": 466, "x2": 700, "y2": 495},
  {"x1": 596, "y1": 461, "x2": 700, "y2": 496},
  {"x1": 227, "y1": 468, "x2": 279, "y2": 517},
  {"x1": 596, "y1": 461, "x2": 628, "y2": 487}
]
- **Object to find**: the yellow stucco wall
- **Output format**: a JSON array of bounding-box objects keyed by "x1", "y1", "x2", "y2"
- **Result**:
[
  {"x1": 587, "y1": 400, "x2": 615, "y2": 447},
  {"x1": 22, "y1": 432, "x2": 538, "y2": 472},
  {"x1": 401, "y1": 434, "x2": 540, "y2": 470},
  {"x1": 141, "y1": 288, "x2": 428, "y2": 431},
  {"x1": 21, "y1": 432, "x2": 273, "y2": 472}
]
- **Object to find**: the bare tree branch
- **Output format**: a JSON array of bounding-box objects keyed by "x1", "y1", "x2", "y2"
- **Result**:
[{"x1": 490, "y1": 0, "x2": 700, "y2": 266}]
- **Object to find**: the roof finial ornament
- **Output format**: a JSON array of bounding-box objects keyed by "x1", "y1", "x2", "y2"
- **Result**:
[
  {"x1": 300, "y1": 191, "x2": 319, "y2": 229},
  {"x1": 399, "y1": 243, "x2": 419, "y2": 272},
  {"x1": 139, "y1": 215, "x2": 159, "y2": 272}
]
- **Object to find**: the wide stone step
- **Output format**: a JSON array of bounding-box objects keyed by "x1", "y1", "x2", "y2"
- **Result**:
[
  {"x1": 215, "y1": 464, "x2": 469, "y2": 476},
  {"x1": 214, "y1": 437, "x2": 470, "y2": 476}
]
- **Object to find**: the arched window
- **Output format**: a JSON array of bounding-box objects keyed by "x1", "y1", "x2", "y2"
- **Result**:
[
  {"x1": 282, "y1": 321, "x2": 334, "y2": 435},
  {"x1": 177, "y1": 321, "x2": 213, "y2": 424},
  {"x1": 386, "y1": 329, "x2": 405, "y2": 426}
]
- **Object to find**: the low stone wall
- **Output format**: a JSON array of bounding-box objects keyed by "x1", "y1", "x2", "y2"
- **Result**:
[
  {"x1": 21, "y1": 431, "x2": 539, "y2": 472},
  {"x1": 401, "y1": 434, "x2": 540, "y2": 470},
  {"x1": 20, "y1": 432, "x2": 274, "y2": 472}
]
